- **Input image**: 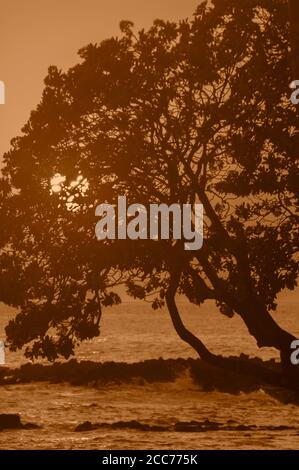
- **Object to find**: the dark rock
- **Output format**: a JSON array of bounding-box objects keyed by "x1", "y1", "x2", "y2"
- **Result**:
[
  {"x1": 174, "y1": 419, "x2": 221, "y2": 433},
  {"x1": 74, "y1": 420, "x2": 168, "y2": 433},
  {"x1": 75, "y1": 421, "x2": 98, "y2": 432},
  {"x1": 111, "y1": 420, "x2": 148, "y2": 431},
  {"x1": 0, "y1": 414, "x2": 40, "y2": 431},
  {"x1": 0, "y1": 414, "x2": 22, "y2": 429}
]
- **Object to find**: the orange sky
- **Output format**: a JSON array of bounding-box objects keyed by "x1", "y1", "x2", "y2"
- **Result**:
[{"x1": 0, "y1": 0, "x2": 201, "y2": 162}]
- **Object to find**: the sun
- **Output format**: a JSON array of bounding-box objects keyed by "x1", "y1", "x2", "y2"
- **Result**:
[{"x1": 50, "y1": 174, "x2": 66, "y2": 193}]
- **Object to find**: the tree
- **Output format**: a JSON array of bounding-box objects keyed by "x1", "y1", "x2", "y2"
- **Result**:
[
  {"x1": 1, "y1": 0, "x2": 298, "y2": 384},
  {"x1": 288, "y1": 0, "x2": 299, "y2": 77}
]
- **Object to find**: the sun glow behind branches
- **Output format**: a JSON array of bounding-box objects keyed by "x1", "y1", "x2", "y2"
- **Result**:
[
  {"x1": 50, "y1": 174, "x2": 66, "y2": 193},
  {"x1": 50, "y1": 173, "x2": 89, "y2": 211}
]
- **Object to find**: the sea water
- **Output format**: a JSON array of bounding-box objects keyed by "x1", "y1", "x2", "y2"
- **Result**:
[{"x1": 0, "y1": 292, "x2": 298, "y2": 450}]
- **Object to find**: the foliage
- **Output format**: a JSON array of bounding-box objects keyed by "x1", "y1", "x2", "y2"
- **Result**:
[{"x1": 0, "y1": 0, "x2": 298, "y2": 360}]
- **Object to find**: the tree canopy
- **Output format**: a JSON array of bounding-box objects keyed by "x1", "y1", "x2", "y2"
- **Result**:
[{"x1": 0, "y1": 0, "x2": 298, "y2": 376}]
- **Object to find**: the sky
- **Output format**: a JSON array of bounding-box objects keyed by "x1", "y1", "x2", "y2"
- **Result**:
[{"x1": 0, "y1": 0, "x2": 201, "y2": 162}]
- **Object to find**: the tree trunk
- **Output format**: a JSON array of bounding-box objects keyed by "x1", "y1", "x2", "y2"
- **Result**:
[
  {"x1": 234, "y1": 301, "x2": 295, "y2": 350},
  {"x1": 166, "y1": 276, "x2": 299, "y2": 389},
  {"x1": 165, "y1": 289, "x2": 284, "y2": 387},
  {"x1": 235, "y1": 300, "x2": 299, "y2": 386},
  {"x1": 165, "y1": 289, "x2": 218, "y2": 364}
]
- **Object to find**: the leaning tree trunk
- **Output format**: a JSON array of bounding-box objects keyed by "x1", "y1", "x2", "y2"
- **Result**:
[
  {"x1": 233, "y1": 300, "x2": 299, "y2": 385},
  {"x1": 166, "y1": 274, "x2": 299, "y2": 389}
]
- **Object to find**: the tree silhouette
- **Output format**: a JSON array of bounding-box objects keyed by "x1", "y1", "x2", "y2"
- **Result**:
[
  {"x1": 1, "y1": 0, "x2": 298, "y2": 384},
  {"x1": 288, "y1": 0, "x2": 299, "y2": 77}
]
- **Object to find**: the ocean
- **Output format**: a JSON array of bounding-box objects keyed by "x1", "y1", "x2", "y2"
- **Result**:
[{"x1": 0, "y1": 291, "x2": 298, "y2": 450}]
